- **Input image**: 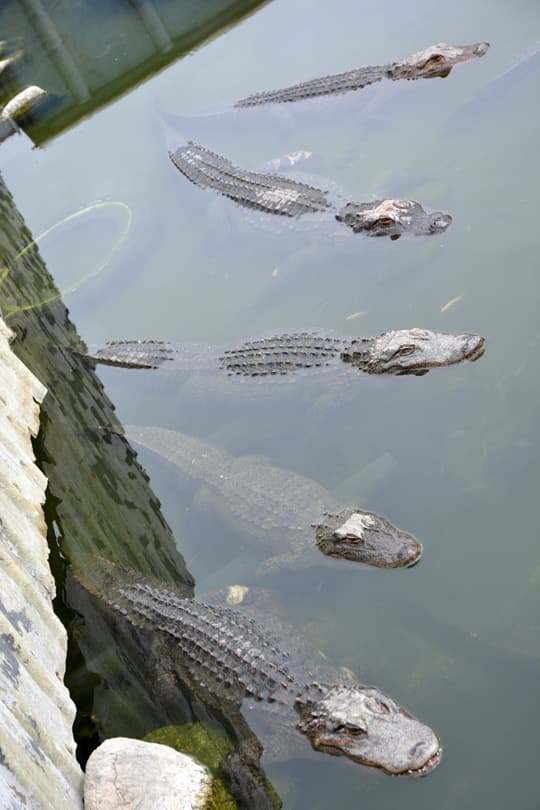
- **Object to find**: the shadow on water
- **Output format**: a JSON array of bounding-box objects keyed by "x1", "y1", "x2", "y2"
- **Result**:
[{"x1": 0, "y1": 0, "x2": 270, "y2": 145}]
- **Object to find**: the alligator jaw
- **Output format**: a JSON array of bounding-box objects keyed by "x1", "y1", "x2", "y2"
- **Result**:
[
  {"x1": 463, "y1": 335, "x2": 486, "y2": 363},
  {"x1": 404, "y1": 747, "x2": 443, "y2": 777},
  {"x1": 320, "y1": 743, "x2": 442, "y2": 777},
  {"x1": 401, "y1": 333, "x2": 486, "y2": 374}
]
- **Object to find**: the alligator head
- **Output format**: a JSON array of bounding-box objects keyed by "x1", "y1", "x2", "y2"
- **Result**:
[
  {"x1": 341, "y1": 328, "x2": 485, "y2": 375},
  {"x1": 386, "y1": 41, "x2": 490, "y2": 80},
  {"x1": 315, "y1": 509, "x2": 422, "y2": 568},
  {"x1": 335, "y1": 199, "x2": 452, "y2": 239},
  {"x1": 296, "y1": 684, "x2": 441, "y2": 776}
]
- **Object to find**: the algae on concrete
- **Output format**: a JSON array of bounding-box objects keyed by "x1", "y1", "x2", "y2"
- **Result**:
[
  {"x1": 0, "y1": 171, "x2": 194, "y2": 586},
  {"x1": 0, "y1": 169, "x2": 194, "y2": 759}
]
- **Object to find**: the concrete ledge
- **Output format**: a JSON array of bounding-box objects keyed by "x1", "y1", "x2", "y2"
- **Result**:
[{"x1": 0, "y1": 318, "x2": 83, "y2": 809}]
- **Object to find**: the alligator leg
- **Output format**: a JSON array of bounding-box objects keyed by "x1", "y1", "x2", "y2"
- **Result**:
[
  {"x1": 219, "y1": 736, "x2": 282, "y2": 809},
  {"x1": 150, "y1": 627, "x2": 282, "y2": 808}
]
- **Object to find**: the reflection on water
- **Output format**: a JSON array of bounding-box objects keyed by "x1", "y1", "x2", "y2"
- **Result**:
[
  {"x1": 0, "y1": 0, "x2": 268, "y2": 144},
  {"x1": 0, "y1": 171, "x2": 195, "y2": 762},
  {"x1": 0, "y1": 199, "x2": 132, "y2": 312},
  {"x1": 1, "y1": 0, "x2": 539, "y2": 807}
]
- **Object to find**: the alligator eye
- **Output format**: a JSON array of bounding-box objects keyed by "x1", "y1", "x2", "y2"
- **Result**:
[
  {"x1": 373, "y1": 699, "x2": 391, "y2": 714},
  {"x1": 334, "y1": 723, "x2": 367, "y2": 737},
  {"x1": 334, "y1": 534, "x2": 364, "y2": 545},
  {"x1": 375, "y1": 217, "x2": 395, "y2": 229},
  {"x1": 391, "y1": 345, "x2": 416, "y2": 359},
  {"x1": 424, "y1": 55, "x2": 445, "y2": 68}
]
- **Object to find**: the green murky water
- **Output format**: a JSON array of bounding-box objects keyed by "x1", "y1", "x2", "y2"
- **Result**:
[{"x1": 1, "y1": 0, "x2": 539, "y2": 807}]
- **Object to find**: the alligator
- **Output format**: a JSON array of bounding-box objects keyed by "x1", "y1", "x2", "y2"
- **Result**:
[
  {"x1": 234, "y1": 42, "x2": 490, "y2": 107},
  {"x1": 83, "y1": 558, "x2": 442, "y2": 777},
  {"x1": 169, "y1": 139, "x2": 453, "y2": 238},
  {"x1": 119, "y1": 424, "x2": 422, "y2": 573},
  {"x1": 80, "y1": 328, "x2": 485, "y2": 378}
]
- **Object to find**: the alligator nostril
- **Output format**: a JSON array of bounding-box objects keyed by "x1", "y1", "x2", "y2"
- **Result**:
[
  {"x1": 466, "y1": 336, "x2": 485, "y2": 361},
  {"x1": 399, "y1": 547, "x2": 414, "y2": 562},
  {"x1": 410, "y1": 741, "x2": 425, "y2": 758},
  {"x1": 432, "y1": 215, "x2": 452, "y2": 231}
]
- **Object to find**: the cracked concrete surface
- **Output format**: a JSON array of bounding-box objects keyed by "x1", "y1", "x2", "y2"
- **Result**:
[{"x1": 0, "y1": 318, "x2": 83, "y2": 809}]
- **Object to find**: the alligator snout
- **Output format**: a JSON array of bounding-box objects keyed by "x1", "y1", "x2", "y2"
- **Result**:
[
  {"x1": 473, "y1": 42, "x2": 490, "y2": 58},
  {"x1": 398, "y1": 541, "x2": 423, "y2": 568},
  {"x1": 429, "y1": 212, "x2": 453, "y2": 233},
  {"x1": 464, "y1": 334, "x2": 485, "y2": 362}
]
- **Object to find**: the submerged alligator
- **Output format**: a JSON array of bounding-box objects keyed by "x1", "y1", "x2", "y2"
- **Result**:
[
  {"x1": 169, "y1": 139, "x2": 452, "y2": 238},
  {"x1": 121, "y1": 424, "x2": 422, "y2": 573},
  {"x1": 235, "y1": 42, "x2": 490, "y2": 107},
  {"x1": 84, "y1": 559, "x2": 442, "y2": 777},
  {"x1": 81, "y1": 328, "x2": 485, "y2": 377}
]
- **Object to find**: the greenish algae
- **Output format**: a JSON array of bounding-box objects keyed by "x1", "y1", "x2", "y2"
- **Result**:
[
  {"x1": 0, "y1": 171, "x2": 194, "y2": 764},
  {"x1": 145, "y1": 723, "x2": 281, "y2": 809},
  {"x1": 0, "y1": 173, "x2": 194, "y2": 587},
  {"x1": 145, "y1": 723, "x2": 237, "y2": 809}
]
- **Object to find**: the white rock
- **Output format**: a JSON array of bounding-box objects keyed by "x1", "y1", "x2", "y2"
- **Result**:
[{"x1": 84, "y1": 737, "x2": 213, "y2": 810}]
